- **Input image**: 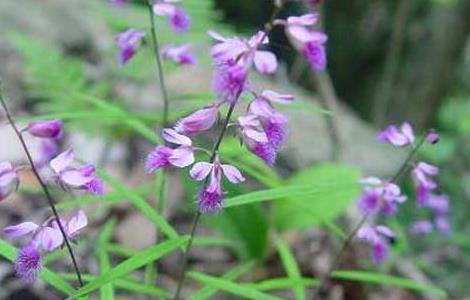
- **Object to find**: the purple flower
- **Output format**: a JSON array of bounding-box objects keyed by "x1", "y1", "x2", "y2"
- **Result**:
[
  {"x1": 357, "y1": 225, "x2": 396, "y2": 264},
  {"x1": 426, "y1": 194, "x2": 449, "y2": 215},
  {"x1": 153, "y1": 1, "x2": 190, "y2": 33},
  {"x1": 190, "y1": 156, "x2": 245, "y2": 213},
  {"x1": 175, "y1": 104, "x2": 219, "y2": 135},
  {"x1": 26, "y1": 120, "x2": 63, "y2": 139},
  {"x1": 426, "y1": 132, "x2": 440, "y2": 145},
  {"x1": 377, "y1": 122, "x2": 415, "y2": 147},
  {"x1": 412, "y1": 162, "x2": 439, "y2": 206},
  {"x1": 4, "y1": 210, "x2": 87, "y2": 251},
  {"x1": 50, "y1": 149, "x2": 104, "y2": 195},
  {"x1": 435, "y1": 216, "x2": 451, "y2": 235},
  {"x1": 145, "y1": 129, "x2": 195, "y2": 173},
  {"x1": 357, "y1": 177, "x2": 406, "y2": 215},
  {"x1": 410, "y1": 220, "x2": 433, "y2": 235},
  {"x1": 115, "y1": 29, "x2": 145, "y2": 64},
  {"x1": 0, "y1": 161, "x2": 19, "y2": 202},
  {"x1": 238, "y1": 115, "x2": 276, "y2": 165},
  {"x1": 161, "y1": 44, "x2": 197, "y2": 65},
  {"x1": 213, "y1": 60, "x2": 248, "y2": 104},
  {"x1": 209, "y1": 30, "x2": 278, "y2": 75},
  {"x1": 15, "y1": 243, "x2": 42, "y2": 283},
  {"x1": 34, "y1": 139, "x2": 60, "y2": 169},
  {"x1": 276, "y1": 14, "x2": 327, "y2": 72}
]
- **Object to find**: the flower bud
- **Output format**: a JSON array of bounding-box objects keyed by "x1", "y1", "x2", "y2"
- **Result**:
[
  {"x1": 175, "y1": 105, "x2": 218, "y2": 135},
  {"x1": 27, "y1": 120, "x2": 63, "y2": 139},
  {"x1": 426, "y1": 132, "x2": 440, "y2": 145}
]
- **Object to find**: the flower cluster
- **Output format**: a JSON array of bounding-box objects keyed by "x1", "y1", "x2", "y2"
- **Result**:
[
  {"x1": 114, "y1": 0, "x2": 195, "y2": 66},
  {"x1": 4, "y1": 211, "x2": 87, "y2": 283},
  {"x1": 141, "y1": 6, "x2": 328, "y2": 213},
  {"x1": 0, "y1": 120, "x2": 102, "y2": 283},
  {"x1": 356, "y1": 123, "x2": 449, "y2": 263}
]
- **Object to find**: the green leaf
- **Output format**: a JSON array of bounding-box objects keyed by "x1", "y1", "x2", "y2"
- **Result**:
[
  {"x1": 188, "y1": 262, "x2": 255, "y2": 300},
  {"x1": 0, "y1": 239, "x2": 76, "y2": 296},
  {"x1": 97, "y1": 220, "x2": 116, "y2": 300},
  {"x1": 188, "y1": 272, "x2": 284, "y2": 300},
  {"x1": 248, "y1": 278, "x2": 318, "y2": 291},
  {"x1": 99, "y1": 171, "x2": 179, "y2": 239},
  {"x1": 275, "y1": 237, "x2": 306, "y2": 300},
  {"x1": 332, "y1": 270, "x2": 447, "y2": 297},
  {"x1": 274, "y1": 164, "x2": 361, "y2": 231},
  {"x1": 61, "y1": 272, "x2": 171, "y2": 298},
  {"x1": 74, "y1": 236, "x2": 189, "y2": 297}
]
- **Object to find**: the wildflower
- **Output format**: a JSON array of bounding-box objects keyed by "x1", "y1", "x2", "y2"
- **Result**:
[
  {"x1": 435, "y1": 216, "x2": 451, "y2": 235},
  {"x1": 26, "y1": 120, "x2": 63, "y2": 139},
  {"x1": 0, "y1": 161, "x2": 19, "y2": 202},
  {"x1": 377, "y1": 122, "x2": 415, "y2": 147},
  {"x1": 190, "y1": 156, "x2": 245, "y2": 213},
  {"x1": 249, "y1": 92, "x2": 292, "y2": 150},
  {"x1": 411, "y1": 162, "x2": 439, "y2": 206},
  {"x1": 153, "y1": 0, "x2": 190, "y2": 33},
  {"x1": 145, "y1": 129, "x2": 195, "y2": 173},
  {"x1": 238, "y1": 114, "x2": 277, "y2": 165},
  {"x1": 357, "y1": 225, "x2": 396, "y2": 264},
  {"x1": 50, "y1": 149, "x2": 104, "y2": 195},
  {"x1": 161, "y1": 44, "x2": 196, "y2": 65},
  {"x1": 276, "y1": 14, "x2": 327, "y2": 72},
  {"x1": 175, "y1": 104, "x2": 219, "y2": 135},
  {"x1": 426, "y1": 132, "x2": 440, "y2": 145},
  {"x1": 209, "y1": 30, "x2": 278, "y2": 74},
  {"x1": 212, "y1": 60, "x2": 249, "y2": 104},
  {"x1": 115, "y1": 29, "x2": 145, "y2": 64},
  {"x1": 34, "y1": 139, "x2": 60, "y2": 169},
  {"x1": 15, "y1": 243, "x2": 42, "y2": 283},
  {"x1": 357, "y1": 177, "x2": 406, "y2": 215},
  {"x1": 409, "y1": 220, "x2": 433, "y2": 235}
]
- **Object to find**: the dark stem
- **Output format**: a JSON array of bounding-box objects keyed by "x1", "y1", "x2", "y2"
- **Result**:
[
  {"x1": 312, "y1": 135, "x2": 427, "y2": 299},
  {"x1": 0, "y1": 83, "x2": 84, "y2": 287},
  {"x1": 173, "y1": 4, "x2": 283, "y2": 298},
  {"x1": 144, "y1": 0, "x2": 170, "y2": 126},
  {"x1": 172, "y1": 102, "x2": 236, "y2": 300}
]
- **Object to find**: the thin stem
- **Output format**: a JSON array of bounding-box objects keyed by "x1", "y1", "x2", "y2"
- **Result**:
[
  {"x1": 312, "y1": 135, "x2": 427, "y2": 299},
  {"x1": 173, "y1": 4, "x2": 283, "y2": 298},
  {"x1": 0, "y1": 83, "x2": 84, "y2": 287},
  {"x1": 144, "y1": 0, "x2": 170, "y2": 126}
]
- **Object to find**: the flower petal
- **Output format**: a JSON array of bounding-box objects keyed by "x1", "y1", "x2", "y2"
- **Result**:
[
  {"x1": 50, "y1": 149, "x2": 74, "y2": 174},
  {"x1": 4, "y1": 222, "x2": 39, "y2": 238},
  {"x1": 168, "y1": 147, "x2": 195, "y2": 168},
  {"x1": 261, "y1": 90, "x2": 294, "y2": 104},
  {"x1": 162, "y1": 128, "x2": 192, "y2": 146},
  {"x1": 61, "y1": 170, "x2": 94, "y2": 187},
  {"x1": 66, "y1": 210, "x2": 87, "y2": 239},
  {"x1": 190, "y1": 162, "x2": 213, "y2": 181},
  {"x1": 36, "y1": 227, "x2": 64, "y2": 251},
  {"x1": 221, "y1": 164, "x2": 245, "y2": 183},
  {"x1": 254, "y1": 51, "x2": 278, "y2": 74}
]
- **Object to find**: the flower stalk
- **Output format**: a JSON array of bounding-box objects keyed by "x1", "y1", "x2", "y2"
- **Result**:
[
  {"x1": 0, "y1": 82, "x2": 84, "y2": 287},
  {"x1": 312, "y1": 134, "x2": 427, "y2": 299}
]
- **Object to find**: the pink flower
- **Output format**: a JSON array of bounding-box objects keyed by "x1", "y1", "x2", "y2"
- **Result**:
[
  {"x1": 26, "y1": 120, "x2": 63, "y2": 139},
  {"x1": 50, "y1": 149, "x2": 104, "y2": 195},
  {"x1": 34, "y1": 139, "x2": 60, "y2": 169},
  {"x1": 15, "y1": 243, "x2": 42, "y2": 283},
  {"x1": 0, "y1": 161, "x2": 19, "y2": 202},
  {"x1": 238, "y1": 115, "x2": 276, "y2": 165},
  {"x1": 4, "y1": 210, "x2": 87, "y2": 252},
  {"x1": 276, "y1": 14, "x2": 327, "y2": 72},
  {"x1": 357, "y1": 225, "x2": 396, "y2": 264},
  {"x1": 212, "y1": 60, "x2": 248, "y2": 104},
  {"x1": 435, "y1": 216, "x2": 451, "y2": 235},
  {"x1": 426, "y1": 194, "x2": 449, "y2": 215},
  {"x1": 411, "y1": 162, "x2": 439, "y2": 206},
  {"x1": 377, "y1": 122, "x2": 415, "y2": 147},
  {"x1": 145, "y1": 129, "x2": 195, "y2": 173},
  {"x1": 357, "y1": 177, "x2": 406, "y2": 215},
  {"x1": 190, "y1": 156, "x2": 245, "y2": 213},
  {"x1": 175, "y1": 104, "x2": 219, "y2": 135},
  {"x1": 153, "y1": 0, "x2": 190, "y2": 33},
  {"x1": 209, "y1": 30, "x2": 278, "y2": 75},
  {"x1": 161, "y1": 44, "x2": 197, "y2": 65},
  {"x1": 115, "y1": 29, "x2": 145, "y2": 64},
  {"x1": 410, "y1": 220, "x2": 433, "y2": 235}
]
